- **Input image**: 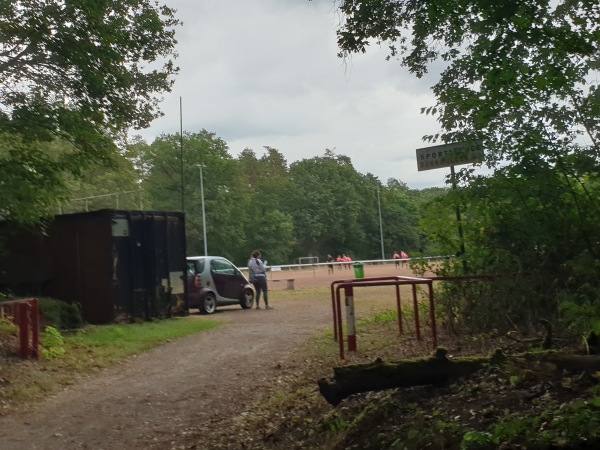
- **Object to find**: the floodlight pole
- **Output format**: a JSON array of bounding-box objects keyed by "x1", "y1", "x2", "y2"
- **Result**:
[
  {"x1": 198, "y1": 164, "x2": 208, "y2": 256},
  {"x1": 377, "y1": 188, "x2": 385, "y2": 260},
  {"x1": 180, "y1": 97, "x2": 185, "y2": 212}
]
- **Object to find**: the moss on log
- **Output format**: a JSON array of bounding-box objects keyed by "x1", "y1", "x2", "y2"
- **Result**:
[{"x1": 318, "y1": 348, "x2": 600, "y2": 406}]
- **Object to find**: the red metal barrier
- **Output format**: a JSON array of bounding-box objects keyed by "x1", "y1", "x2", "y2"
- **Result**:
[
  {"x1": 330, "y1": 276, "x2": 408, "y2": 343},
  {"x1": 330, "y1": 274, "x2": 505, "y2": 359},
  {"x1": 331, "y1": 277, "x2": 435, "y2": 359},
  {"x1": 0, "y1": 298, "x2": 40, "y2": 359}
]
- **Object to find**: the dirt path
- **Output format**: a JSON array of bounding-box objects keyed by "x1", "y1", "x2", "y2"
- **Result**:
[{"x1": 0, "y1": 264, "x2": 415, "y2": 449}]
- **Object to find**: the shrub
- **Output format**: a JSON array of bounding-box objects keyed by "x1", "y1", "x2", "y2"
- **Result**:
[{"x1": 38, "y1": 298, "x2": 84, "y2": 330}]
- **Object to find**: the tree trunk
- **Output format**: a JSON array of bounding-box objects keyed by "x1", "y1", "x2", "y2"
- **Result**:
[{"x1": 318, "y1": 348, "x2": 600, "y2": 406}]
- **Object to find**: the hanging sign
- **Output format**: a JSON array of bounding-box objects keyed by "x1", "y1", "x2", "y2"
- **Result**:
[{"x1": 416, "y1": 140, "x2": 484, "y2": 171}]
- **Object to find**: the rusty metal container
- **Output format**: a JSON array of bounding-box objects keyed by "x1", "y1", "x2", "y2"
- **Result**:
[{"x1": 0, "y1": 210, "x2": 187, "y2": 324}]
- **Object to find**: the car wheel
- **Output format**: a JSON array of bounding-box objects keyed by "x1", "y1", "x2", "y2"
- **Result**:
[
  {"x1": 240, "y1": 288, "x2": 254, "y2": 309},
  {"x1": 200, "y1": 292, "x2": 217, "y2": 314}
]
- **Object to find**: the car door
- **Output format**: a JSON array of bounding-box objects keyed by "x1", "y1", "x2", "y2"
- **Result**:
[{"x1": 209, "y1": 258, "x2": 244, "y2": 303}]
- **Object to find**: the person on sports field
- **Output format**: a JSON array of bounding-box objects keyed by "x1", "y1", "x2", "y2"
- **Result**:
[
  {"x1": 327, "y1": 254, "x2": 334, "y2": 274},
  {"x1": 393, "y1": 251, "x2": 400, "y2": 268},
  {"x1": 400, "y1": 250, "x2": 409, "y2": 268}
]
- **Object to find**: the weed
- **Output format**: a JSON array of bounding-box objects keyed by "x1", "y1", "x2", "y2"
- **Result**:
[
  {"x1": 0, "y1": 315, "x2": 18, "y2": 356},
  {"x1": 40, "y1": 326, "x2": 66, "y2": 359}
]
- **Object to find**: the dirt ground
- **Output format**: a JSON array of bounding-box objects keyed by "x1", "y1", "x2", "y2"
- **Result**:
[{"x1": 0, "y1": 263, "x2": 415, "y2": 450}]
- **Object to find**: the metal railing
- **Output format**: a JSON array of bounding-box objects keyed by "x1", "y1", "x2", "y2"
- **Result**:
[
  {"x1": 330, "y1": 273, "x2": 516, "y2": 359},
  {"x1": 331, "y1": 276, "x2": 436, "y2": 359},
  {"x1": 0, "y1": 298, "x2": 40, "y2": 359}
]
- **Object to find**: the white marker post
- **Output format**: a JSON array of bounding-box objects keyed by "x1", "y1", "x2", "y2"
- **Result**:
[{"x1": 345, "y1": 286, "x2": 357, "y2": 352}]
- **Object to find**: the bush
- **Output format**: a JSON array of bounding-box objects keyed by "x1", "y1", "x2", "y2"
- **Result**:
[{"x1": 38, "y1": 298, "x2": 84, "y2": 330}]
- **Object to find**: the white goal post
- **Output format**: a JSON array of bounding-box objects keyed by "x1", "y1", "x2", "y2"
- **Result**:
[{"x1": 297, "y1": 256, "x2": 319, "y2": 265}]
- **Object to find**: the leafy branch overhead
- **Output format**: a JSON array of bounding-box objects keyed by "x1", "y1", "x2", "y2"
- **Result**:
[
  {"x1": 0, "y1": 1, "x2": 180, "y2": 223},
  {"x1": 0, "y1": 0, "x2": 179, "y2": 136},
  {"x1": 335, "y1": 1, "x2": 600, "y2": 336},
  {"x1": 336, "y1": 0, "x2": 600, "y2": 157}
]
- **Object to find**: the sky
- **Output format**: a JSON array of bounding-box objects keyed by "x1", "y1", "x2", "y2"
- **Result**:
[{"x1": 137, "y1": 0, "x2": 452, "y2": 189}]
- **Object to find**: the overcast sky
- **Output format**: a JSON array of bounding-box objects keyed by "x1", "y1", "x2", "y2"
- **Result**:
[{"x1": 138, "y1": 0, "x2": 451, "y2": 189}]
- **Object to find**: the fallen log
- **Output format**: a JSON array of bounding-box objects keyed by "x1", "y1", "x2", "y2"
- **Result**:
[{"x1": 318, "y1": 348, "x2": 600, "y2": 406}]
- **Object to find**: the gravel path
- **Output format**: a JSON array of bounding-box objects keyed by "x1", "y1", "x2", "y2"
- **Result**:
[{"x1": 0, "y1": 264, "x2": 412, "y2": 449}]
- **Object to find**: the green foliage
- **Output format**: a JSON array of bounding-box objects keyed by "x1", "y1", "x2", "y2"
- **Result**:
[
  {"x1": 318, "y1": 410, "x2": 349, "y2": 434},
  {"x1": 334, "y1": 0, "x2": 600, "y2": 337},
  {"x1": 41, "y1": 326, "x2": 66, "y2": 359},
  {"x1": 0, "y1": 1, "x2": 179, "y2": 224},
  {"x1": 462, "y1": 399, "x2": 600, "y2": 449},
  {"x1": 0, "y1": 316, "x2": 18, "y2": 357},
  {"x1": 136, "y1": 135, "x2": 426, "y2": 265},
  {"x1": 415, "y1": 158, "x2": 600, "y2": 333},
  {"x1": 39, "y1": 298, "x2": 84, "y2": 330},
  {"x1": 0, "y1": 135, "x2": 74, "y2": 223},
  {"x1": 0, "y1": 316, "x2": 17, "y2": 334}
]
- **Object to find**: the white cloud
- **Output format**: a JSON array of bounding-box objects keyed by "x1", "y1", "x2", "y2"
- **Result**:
[{"x1": 138, "y1": 0, "x2": 461, "y2": 189}]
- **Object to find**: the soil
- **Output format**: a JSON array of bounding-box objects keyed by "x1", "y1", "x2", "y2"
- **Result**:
[{"x1": 0, "y1": 263, "x2": 414, "y2": 450}]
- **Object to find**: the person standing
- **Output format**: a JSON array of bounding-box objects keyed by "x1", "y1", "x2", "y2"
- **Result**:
[
  {"x1": 327, "y1": 254, "x2": 335, "y2": 274},
  {"x1": 400, "y1": 250, "x2": 409, "y2": 268},
  {"x1": 248, "y1": 250, "x2": 271, "y2": 309},
  {"x1": 393, "y1": 251, "x2": 400, "y2": 268}
]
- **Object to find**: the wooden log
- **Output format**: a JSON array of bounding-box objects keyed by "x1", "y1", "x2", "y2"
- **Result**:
[
  {"x1": 318, "y1": 348, "x2": 497, "y2": 406},
  {"x1": 318, "y1": 348, "x2": 600, "y2": 406}
]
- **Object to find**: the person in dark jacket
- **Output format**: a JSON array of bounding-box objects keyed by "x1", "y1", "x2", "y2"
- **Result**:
[{"x1": 248, "y1": 250, "x2": 271, "y2": 309}]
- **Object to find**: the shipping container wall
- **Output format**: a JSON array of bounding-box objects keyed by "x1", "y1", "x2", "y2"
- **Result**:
[
  {"x1": 111, "y1": 211, "x2": 186, "y2": 321},
  {"x1": 0, "y1": 210, "x2": 186, "y2": 324},
  {"x1": 49, "y1": 211, "x2": 114, "y2": 323}
]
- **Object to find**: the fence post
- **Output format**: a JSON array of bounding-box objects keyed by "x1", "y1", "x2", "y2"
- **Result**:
[
  {"x1": 412, "y1": 284, "x2": 421, "y2": 341},
  {"x1": 345, "y1": 285, "x2": 357, "y2": 352},
  {"x1": 19, "y1": 303, "x2": 31, "y2": 358},
  {"x1": 31, "y1": 298, "x2": 40, "y2": 358},
  {"x1": 395, "y1": 284, "x2": 403, "y2": 334}
]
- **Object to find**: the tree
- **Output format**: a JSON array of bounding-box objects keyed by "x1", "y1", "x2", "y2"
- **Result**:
[
  {"x1": 381, "y1": 178, "x2": 421, "y2": 254},
  {"x1": 335, "y1": 0, "x2": 600, "y2": 332},
  {"x1": 60, "y1": 150, "x2": 147, "y2": 214},
  {"x1": 142, "y1": 130, "x2": 250, "y2": 263},
  {"x1": 336, "y1": 1, "x2": 598, "y2": 156},
  {"x1": 0, "y1": 0, "x2": 179, "y2": 223},
  {"x1": 0, "y1": 134, "x2": 73, "y2": 223},
  {"x1": 288, "y1": 150, "x2": 367, "y2": 258},
  {"x1": 237, "y1": 147, "x2": 296, "y2": 264}
]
